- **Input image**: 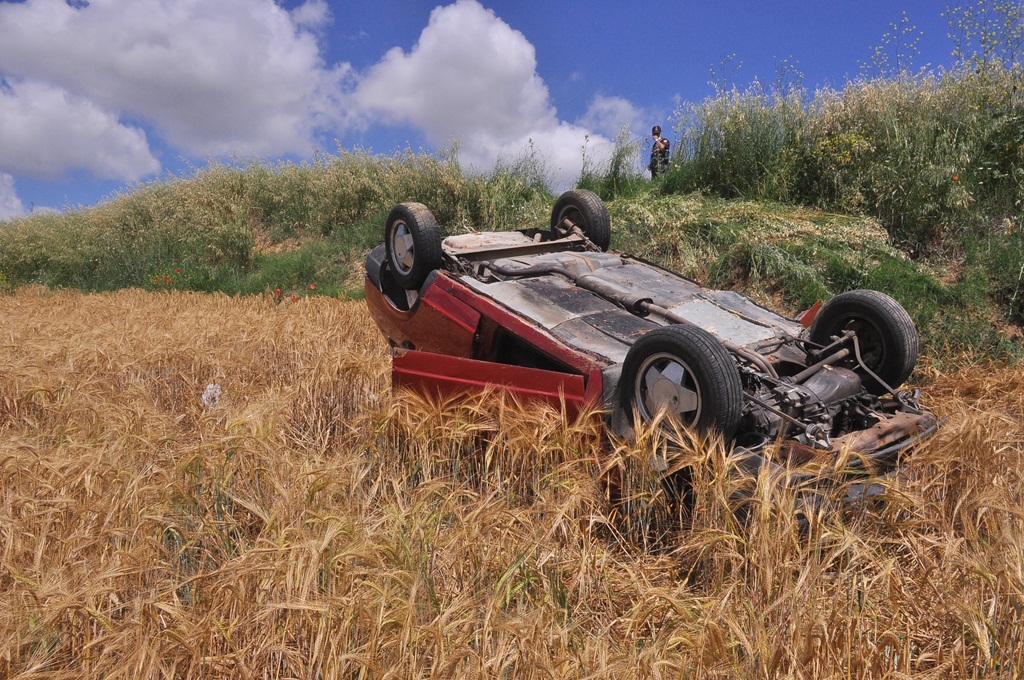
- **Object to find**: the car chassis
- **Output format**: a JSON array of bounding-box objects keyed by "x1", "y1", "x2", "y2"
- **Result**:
[{"x1": 365, "y1": 190, "x2": 937, "y2": 481}]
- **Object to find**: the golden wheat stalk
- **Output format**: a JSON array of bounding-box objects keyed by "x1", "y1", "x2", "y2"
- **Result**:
[{"x1": 1, "y1": 289, "x2": 1021, "y2": 678}]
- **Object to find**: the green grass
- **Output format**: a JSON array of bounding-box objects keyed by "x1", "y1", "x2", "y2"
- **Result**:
[{"x1": 0, "y1": 147, "x2": 552, "y2": 299}]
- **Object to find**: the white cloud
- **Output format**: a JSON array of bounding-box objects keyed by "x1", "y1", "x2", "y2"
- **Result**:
[
  {"x1": 0, "y1": 79, "x2": 160, "y2": 180},
  {"x1": 0, "y1": 173, "x2": 25, "y2": 221},
  {"x1": 290, "y1": 0, "x2": 331, "y2": 31},
  {"x1": 355, "y1": 0, "x2": 554, "y2": 143},
  {"x1": 0, "y1": 0, "x2": 349, "y2": 161},
  {"x1": 353, "y1": 0, "x2": 616, "y2": 189},
  {"x1": 577, "y1": 95, "x2": 647, "y2": 140},
  {"x1": 0, "y1": 0, "x2": 641, "y2": 193}
]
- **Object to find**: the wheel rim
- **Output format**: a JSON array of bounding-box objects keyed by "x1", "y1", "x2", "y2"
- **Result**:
[
  {"x1": 634, "y1": 352, "x2": 702, "y2": 426},
  {"x1": 838, "y1": 316, "x2": 884, "y2": 369},
  {"x1": 390, "y1": 221, "x2": 415, "y2": 274}
]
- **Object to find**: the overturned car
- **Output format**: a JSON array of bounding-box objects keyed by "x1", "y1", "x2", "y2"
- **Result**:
[{"x1": 364, "y1": 189, "x2": 937, "y2": 477}]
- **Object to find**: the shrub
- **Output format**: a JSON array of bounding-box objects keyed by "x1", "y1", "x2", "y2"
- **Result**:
[
  {"x1": 668, "y1": 64, "x2": 1024, "y2": 253},
  {"x1": 665, "y1": 84, "x2": 808, "y2": 202},
  {"x1": 577, "y1": 127, "x2": 649, "y2": 200}
]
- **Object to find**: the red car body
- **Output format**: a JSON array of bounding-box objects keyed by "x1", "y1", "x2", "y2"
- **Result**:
[{"x1": 365, "y1": 241, "x2": 604, "y2": 419}]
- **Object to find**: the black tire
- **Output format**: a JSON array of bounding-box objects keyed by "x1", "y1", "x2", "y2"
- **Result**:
[
  {"x1": 620, "y1": 325, "x2": 743, "y2": 439},
  {"x1": 550, "y1": 189, "x2": 611, "y2": 251},
  {"x1": 384, "y1": 202, "x2": 443, "y2": 290},
  {"x1": 809, "y1": 289, "x2": 918, "y2": 394}
]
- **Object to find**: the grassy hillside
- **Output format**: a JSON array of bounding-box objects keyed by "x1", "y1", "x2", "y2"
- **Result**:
[
  {"x1": 0, "y1": 150, "x2": 551, "y2": 300},
  {"x1": 604, "y1": 194, "x2": 1021, "y2": 362},
  {"x1": 0, "y1": 152, "x2": 1020, "y2": 362},
  {"x1": 1, "y1": 289, "x2": 1022, "y2": 677}
]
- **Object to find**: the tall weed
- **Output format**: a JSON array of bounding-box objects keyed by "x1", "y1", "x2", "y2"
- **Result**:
[
  {"x1": 667, "y1": 64, "x2": 1024, "y2": 252},
  {"x1": 577, "y1": 127, "x2": 649, "y2": 200},
  {"x1": 668, "y1": 83, "x2": 808, "y2": 202}
]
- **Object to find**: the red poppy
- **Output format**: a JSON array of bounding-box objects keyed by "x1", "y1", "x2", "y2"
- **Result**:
[
  {"x1": 953, "y1": 175, "x2": 959, "y2": 181},
  {"x1": 309, "y1": 284, "x2": 316, "y2": 290}
]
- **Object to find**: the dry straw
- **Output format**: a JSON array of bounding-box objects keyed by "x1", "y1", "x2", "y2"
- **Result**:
[{"x1": 1, "y1": 289, "x2": 1022, "y2": 678}]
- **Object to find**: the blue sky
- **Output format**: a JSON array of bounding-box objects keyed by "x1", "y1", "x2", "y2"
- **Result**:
[{"x1": 0, "y1": 0, "x2": 962, "y2": 219}]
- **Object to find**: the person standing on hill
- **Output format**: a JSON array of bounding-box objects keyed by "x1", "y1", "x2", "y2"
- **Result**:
[{"x1": 649, "y1": 125, "x2": 670, "y2": 178}]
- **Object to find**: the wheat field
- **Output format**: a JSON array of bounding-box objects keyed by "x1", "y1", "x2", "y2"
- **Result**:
[{"x1": 1, "y1": 288, "x2": 1022, "y2": 678}]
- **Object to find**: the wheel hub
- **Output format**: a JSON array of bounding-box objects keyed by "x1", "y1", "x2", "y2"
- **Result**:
[
  {"x1": 639, "y1": 356, "x2": 700, "y2": 422},
  {"x1": 392, "y1": 223, "x2": 415, "y2": 272}
]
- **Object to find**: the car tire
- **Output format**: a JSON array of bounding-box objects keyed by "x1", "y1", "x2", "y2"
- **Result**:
[
  {"x1": 620, "y1": 324, "x2": 743, "y2": 439},
  {"x1": 550, "y1": 189, "x2": 611, "y2": 251},
  {"x1": 384, "y1": 202, "x2": 443, "y2": 290},
  {"x1": 809, "y1": 289, "x2": 918, "y2": 394}
]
